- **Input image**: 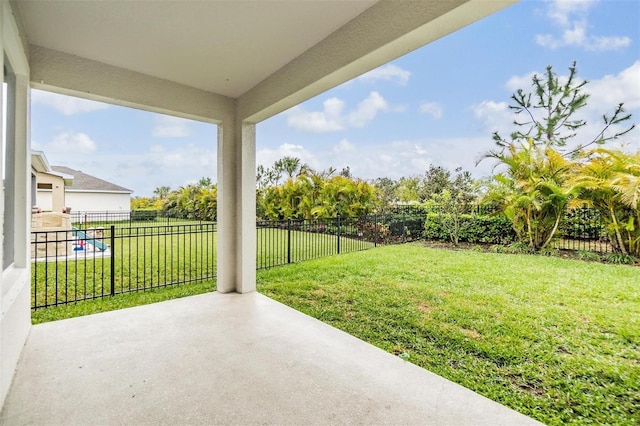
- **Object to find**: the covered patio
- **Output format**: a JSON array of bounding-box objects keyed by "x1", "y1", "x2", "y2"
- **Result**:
[
  {"x1": 1, "y1": 292, "x2": 538, "y2": 424},
  {"x1": 0, "y1": 0, "x2": 532, "y2": 422}
]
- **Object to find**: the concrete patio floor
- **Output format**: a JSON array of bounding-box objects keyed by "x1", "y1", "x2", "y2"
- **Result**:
[{"x1": 1, "y1": 292, "x2": 540, "y2": 425}]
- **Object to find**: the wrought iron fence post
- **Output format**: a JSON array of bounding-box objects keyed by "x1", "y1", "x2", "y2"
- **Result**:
[
  {"x1": 337, "y1": 214, "x2": 341, "y2": 254},
  {"x1": 287, "y1": 219, "x2": 292, "y2": 264},
  {"x1": 374, "y1": 214, "x2": 378, "y2": 248},
  {"x1": 110, "y1": 225, "x2": 116, "y2": 296},
  {"x1": 402, "y1": 211, "x2": 406, "y2": 243}
]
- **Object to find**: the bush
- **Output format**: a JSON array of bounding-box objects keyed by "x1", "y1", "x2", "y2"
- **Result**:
[
  {"x1": 386, "y1": 214, "x2": 425, "y2": 241},
  {"x1": 424, "y1": 214, "x2": 516, "y2": 245},
  {"x1": 131, "y1": 209, "x2": 158, "y2": 221}
]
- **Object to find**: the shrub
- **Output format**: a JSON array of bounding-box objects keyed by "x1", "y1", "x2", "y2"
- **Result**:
[
  {"x1": 356, "y1": 219, "x2": 391, "y2": 243},
  {"x1": 576, "y1": 250, "x2": 601, "y2": 262},
  {"x1": 602, "y1": 252, "x2": 638, "y2": 265},
  {"x1": 386, "y1": 214, "x2": 425, "y2": 241},
  {"x1": 424, "y1": 214, "x2": 516, "y2": 245},
  {"x1": 131, "y1": 209, "x2": 158, "y2": 221}
]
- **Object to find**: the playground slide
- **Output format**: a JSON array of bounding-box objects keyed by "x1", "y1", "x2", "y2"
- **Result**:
[{"x1": 71, "y1": 227, "x2": 109, "y2": 251}]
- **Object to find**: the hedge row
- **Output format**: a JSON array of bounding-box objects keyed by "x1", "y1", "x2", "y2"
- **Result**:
[
  {"x1": 424, "y1": 213, "x2": 516, "y2": 245},
  {"x1": 131, "y1": 209, "x2": 158, "y2": 221}
]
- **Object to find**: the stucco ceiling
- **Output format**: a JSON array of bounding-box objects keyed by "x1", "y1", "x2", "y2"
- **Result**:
[{"x1": 16, "y1": 0, "x2": 378, "y2": 98}]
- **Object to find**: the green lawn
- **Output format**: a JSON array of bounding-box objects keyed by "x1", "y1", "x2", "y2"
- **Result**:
[
  {"x1": 257, "y1": 243, "x2": 640, "y2": 425},
  {"x1": 32, "y1": 226, "x2": 372, "y2": 309},
  {"x1": 32, "y1": 227, "x2": 217, "y2": 308}
]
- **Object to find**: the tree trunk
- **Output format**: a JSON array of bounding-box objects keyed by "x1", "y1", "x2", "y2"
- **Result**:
[{"x1": 609, "y1": 205, "x2": 629, "y2": 256}]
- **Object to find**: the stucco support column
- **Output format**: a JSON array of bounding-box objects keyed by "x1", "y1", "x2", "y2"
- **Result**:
[
  {"x1": 217, "y1": 117, "x2": 256, "y2": 294},
  {"x1": 10, "y1": 73, "x2": 31, "y2": 268}
]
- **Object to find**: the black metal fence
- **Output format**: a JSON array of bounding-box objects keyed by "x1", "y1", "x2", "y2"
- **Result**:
[
  {"x1": 31, "y1": 223, "x2": 216, "y2": 310},
  {"x1": 256, "y1": 214, "x2": 423, "y2": 270},
  {"x1": 31, "y1": 214, "x2": 423, "y2": 310},
  {"x1": 553, "y1": 207, "x2": 611, "y2": 253},
  {"x1": 31, "y1": 208, "x2": 615, "y2": 310}
]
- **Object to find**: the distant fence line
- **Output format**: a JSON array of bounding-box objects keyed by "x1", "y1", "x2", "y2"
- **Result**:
[
  {"x1": 33, "y1": 208, "x2": 612, "y2": 310},
  {"x1": 69, "y1": 210, "x2": 204, "y2": 226}
]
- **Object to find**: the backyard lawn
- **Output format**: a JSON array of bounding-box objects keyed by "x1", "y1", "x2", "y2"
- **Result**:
[
  {"x1": 258, "y1": 243, "x2": 639, "y2": 425},
  {"x1": 31, "y1": 226, "x2": 371, "y2": 309}
]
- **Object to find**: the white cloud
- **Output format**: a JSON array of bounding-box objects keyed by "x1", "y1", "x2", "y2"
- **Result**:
[
  {"x1": 472, "y1": 100, "x2": 512, "y2": 135},
  {"x1": 287, "y1": 97, "x2": 345, "y2": 132},
  {"x1": 31, "y1": 90, "x2": 109, "y2": 116},
  {"x1": 348, "y1": 92, "x2": 388, "y2": 128},
  {"x1": 287, "y1": 92, "x2": 391, "y2": 132},
  {"x1": 47, "y1": 141, "x2": 216, "y2": 196},
  {"x1": 152, "y1": 115, "x2": 192, "y2": 138},
  {"x1": 321, "y1": 138, "x2": 496, "y2": 180},
  {"x1": 535, "y1": 0, "x2": 631, "y2": 51},
  {"x1": 47, "y1": 131, "x2": 98, "y2": 153},
  {"x1": 332, "y1": 139, "x2": 356, "y2": 155},
  {"x1": 588, "y1": 60, "x2": 640, "y2": 111},
  {"x1": 256, "y1": 143, "x2": 318, "y2": 169},
  {"x1": 255, "y1": 134, "x2": 504, "y2": 185},
  {"x1": 358, "y1": 64, "x2": 412, "y2": 86},
  {"x1": 506, "y1": 72, "x2": 539, "y2": 92},
  {"x1": 419, "y1": 102, "x2": 443, "y2": 119}
]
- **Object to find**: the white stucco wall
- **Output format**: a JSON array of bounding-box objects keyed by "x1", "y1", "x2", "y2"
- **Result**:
[
  {"x1": 65, "y1": 191, "x2": 131, "y2": 212},
  {"x1": 0, "y1": 0, "x2": 31, "y2": 409},
  {"x1": 36, "y1": 190, "x2": 53, "y2": 211}
]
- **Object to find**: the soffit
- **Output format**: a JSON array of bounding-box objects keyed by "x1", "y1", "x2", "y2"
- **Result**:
[{"x1": 15, "y1": 0, "x2": 377, "y2": 98}]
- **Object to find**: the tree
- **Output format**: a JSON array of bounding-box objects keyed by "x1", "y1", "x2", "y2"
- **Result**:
[
  {"x1": 372, "y1": 177, "x2": 398, "y2": 211},
  {"x1": 483, "y1": 139, "x2": 580, "y2": 250},
  {"x1": 423, "y1": 168, "x2": 478, "y2": 245},
  {"x1": 274, "y1": 156, "x2": 301, "y2": 179},
  {"x1": 259, "y1": 167, "x2": 378, "y2": 220},
  {"x1": 395, "y1": 176, "x2": 421, "y2": 203},
  {"x1": 572, "y1": 149, "x2": 640, "y2": 257},
  {"x1": 197, "y1": 177, "x2": 213, "y2": 188},
  {"x1": 420, "y1": 165, "x2": 451, "y2": 200},
  {"x1": 153, "y1": 186, "x2": 171, "y2": 199},
  {"x1": 483, "y1": 62, "x2": 635, "y2": 250},
  {"x1": 492, "y1": 61, "x2": 634, "y2": 158}
]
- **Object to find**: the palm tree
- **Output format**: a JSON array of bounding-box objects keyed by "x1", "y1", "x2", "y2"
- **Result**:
[
  {"x1": 572, "y1": 149, "x2": 640, "y2": 257},
  {"x1": 153, "y1": 186, "x2": 171, "y2": 199},
  {"x1": 482, "y1": 139, "x2": 578, "y2": 250},
  {"x1": 274, "y1": 156, "x2": 301, "y2": 179}
]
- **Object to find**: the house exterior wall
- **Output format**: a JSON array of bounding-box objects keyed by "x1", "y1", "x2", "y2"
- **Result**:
[
  {"x1": 0, "y1": 0, "x2": 31, "y2": 409},
  {"x1": 64, "y1": 191, "x2": 131, "y2": 213},
  {"x1": 35, "y1": 171, "x2": 65, "y2": 211},
  {"x1": 36, "y1": 190, "x2": 53, "y2": 211}
]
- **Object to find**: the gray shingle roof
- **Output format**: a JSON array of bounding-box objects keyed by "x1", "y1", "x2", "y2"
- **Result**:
[{"x1": 52, "y1": 166, "x2": 133, "y2": 193}]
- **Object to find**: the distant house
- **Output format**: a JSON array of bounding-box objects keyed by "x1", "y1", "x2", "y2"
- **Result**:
[
  {"x1": 31, "y1": 150, "x2": 73, "y2": 212},
  {"x1": 50, "y1": 166, "x2": 133, "y2": 213}
]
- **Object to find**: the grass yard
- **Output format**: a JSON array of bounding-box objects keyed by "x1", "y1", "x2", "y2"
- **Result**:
[
  {"x1": 32, "y1": 227, "x2": 217, "y2": 308},
  {"x1": 258, "y1": 243, "x2": 640, "y2": 425},
  {"x1": 31, "y1": 226, "x2": 371, "y2": 309}
]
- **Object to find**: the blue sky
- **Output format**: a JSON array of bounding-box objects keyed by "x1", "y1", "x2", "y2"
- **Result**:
[{"x1": 30, "y1": 0, "x2": 640, "y2": 197}]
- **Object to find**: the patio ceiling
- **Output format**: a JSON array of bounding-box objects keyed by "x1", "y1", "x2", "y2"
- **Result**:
[
  {"x1": 13, "y1": 0, "x2": 516, "y2": 122},
  {"x1": 15, "y1": 0, "x2": 376, "y2": 98}
]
